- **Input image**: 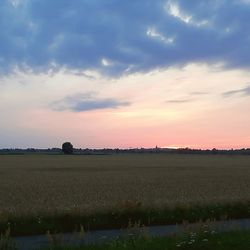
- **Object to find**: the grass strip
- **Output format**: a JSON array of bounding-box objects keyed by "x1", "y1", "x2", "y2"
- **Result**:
[
  {"x1": 1, "y1": 201, "x2": 250, "y2": 237},
  {"x1": 42, "y1": 230, "x2": 250, "y2": 250}
]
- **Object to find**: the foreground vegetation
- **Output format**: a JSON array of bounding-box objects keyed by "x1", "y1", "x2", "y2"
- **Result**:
[
  {"x1": 42, "y1": 230, "x2": 250, "y2": 250},
  {"x1": 1, "y1": 202, "x2": 250, "y2": 236},
  {"x1": 1, "y1": 154, "x2": 250, "y2": 236},
  {"x1": 2, "y1": 226, "x2": 250, "y2": 250}
]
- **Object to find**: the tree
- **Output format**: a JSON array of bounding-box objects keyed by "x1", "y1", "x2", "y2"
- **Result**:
[{"x1": 62, "y1": 142, "x2": 73, "y2": 154}]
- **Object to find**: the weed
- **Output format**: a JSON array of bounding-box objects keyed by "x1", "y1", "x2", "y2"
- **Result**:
[{"x1": 0, "y1": 228, "x2": 16, "y2": 250}]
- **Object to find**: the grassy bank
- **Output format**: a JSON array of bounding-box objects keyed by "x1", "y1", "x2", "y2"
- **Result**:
[
  {"x1": 1, "y1": 201, "x2": 250, "y2": 236},
  {"x1": 41, "y1": 230, "x2": 250, "y2": 250}
]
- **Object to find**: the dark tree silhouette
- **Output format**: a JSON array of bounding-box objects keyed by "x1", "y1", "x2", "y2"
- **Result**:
[{"x1": 62, "y1": 142, "x2": 73, "y2": 154}]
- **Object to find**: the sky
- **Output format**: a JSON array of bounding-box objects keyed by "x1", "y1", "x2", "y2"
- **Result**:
[{"x1": 1, "y1": 0, "x2": 250, "y2": 149}]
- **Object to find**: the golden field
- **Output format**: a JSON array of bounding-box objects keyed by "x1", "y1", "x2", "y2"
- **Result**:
[{"x1": 1, "y1": 154, "x2": 250, "y2": 217}]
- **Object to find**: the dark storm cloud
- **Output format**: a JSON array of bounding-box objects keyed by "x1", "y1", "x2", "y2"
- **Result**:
[
  {"x1": 51, "y1": 93, "x2": 130, "y2": 112},
  {"x1": 1, "y1": 0, "x2": 250, "y2": 76},
  {"x1": 223, "y1": 85, "x2": 250, "y2": 97}
]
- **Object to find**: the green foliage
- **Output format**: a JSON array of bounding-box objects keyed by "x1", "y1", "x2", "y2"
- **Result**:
[
  {"x1": 1, "y1": 202, "x2": 250, "y2": 237},
  {"x1": 41, "y1": 230, "x2": 250, "y2": 250},
  {"x1": 0, "y1": 228, "x2": 17, "y2": 250}
]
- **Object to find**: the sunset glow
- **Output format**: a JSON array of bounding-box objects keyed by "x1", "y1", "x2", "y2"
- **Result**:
[{"x1": 1, "y1": 1, "x2": 250, "y2": 149}]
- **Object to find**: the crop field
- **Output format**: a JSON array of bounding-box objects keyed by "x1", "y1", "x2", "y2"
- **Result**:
[{"x1": 1, "y1": 153, "x2": 250, "y2": 219}]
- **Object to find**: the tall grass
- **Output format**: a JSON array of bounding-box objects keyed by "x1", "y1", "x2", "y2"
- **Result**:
[
  {"x1": 0, "y1": 228, "x2": 16, "y2": 250},
  {"x1": 1, "y1": 201, "x2": 250, "y2": 236},
  {"x1": 41, "y1": 229, "x2": 250, "y2": 250}
]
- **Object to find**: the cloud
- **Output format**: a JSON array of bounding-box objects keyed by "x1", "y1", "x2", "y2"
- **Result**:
[
  {"x1": 1, "y1": 0, "x2": 250, "y2": 76},
  {"x1": 165, "y1": 99, "x2": 192, "y2": 104},
  {"x1": 190, "y1": 91, "x2": 209, "y2": 96},
  {"x1": 165, "y1": 91, "x2": 209, "y2": 104},
  {"x1": 51, "y1": 93, "x2": 130, "y2": 112},
  {"x1": 223, "y1": 86, "x2": 250, "y2": 97}
]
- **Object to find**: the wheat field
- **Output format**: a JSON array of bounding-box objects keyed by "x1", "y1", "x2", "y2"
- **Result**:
[{"x1": 1, "y1": 154, "x2": 250, "y2": 218}]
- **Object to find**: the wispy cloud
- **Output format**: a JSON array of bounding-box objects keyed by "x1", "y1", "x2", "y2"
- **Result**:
[
  {"x1": 165, "y1": 91, "x2": 208, "y2": 104},
  {"x1": 223, "y1": 86, "x2": 250, "y2": 97},
  {"x1": 51, "y1": 93, "x2": 130, "y2": 112},
  {"x1": 190, "y1": 91, "x2": 209, "y2": 96},
  {"x1": 165, "y1": 99, "x2": 192, "y2": 104}
]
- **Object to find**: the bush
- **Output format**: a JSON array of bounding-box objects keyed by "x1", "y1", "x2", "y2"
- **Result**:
[{"x1": 62, "y1": 142, "x2": 73, "y2": 154}]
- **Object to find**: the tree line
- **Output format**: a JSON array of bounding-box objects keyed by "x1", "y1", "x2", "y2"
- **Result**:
[{"x1": 1, "y1": 142, "x2": 250, "y2": 155}]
